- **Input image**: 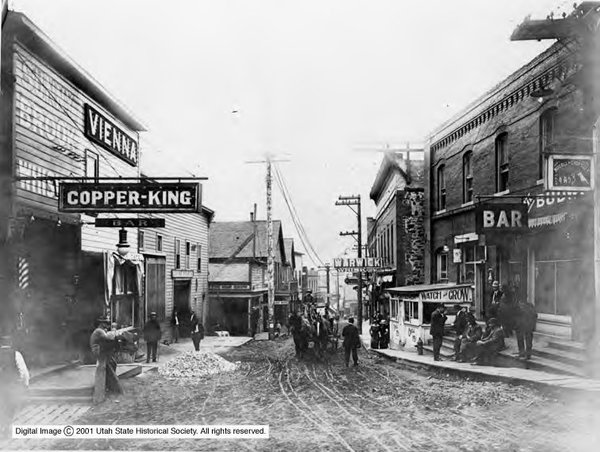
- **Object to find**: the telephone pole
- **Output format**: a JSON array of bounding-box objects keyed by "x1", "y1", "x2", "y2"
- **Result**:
[
  {"x1": 335, "y1": 195, "x2": 363, "y2": 333},
  {"x1": 245, "y1": 155, "x2": 289, "y2": 340}
]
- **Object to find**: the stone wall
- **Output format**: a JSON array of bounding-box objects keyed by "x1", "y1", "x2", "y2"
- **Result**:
[{"x1": 397, "y1": 188, "x2": 425, "y2": 286}]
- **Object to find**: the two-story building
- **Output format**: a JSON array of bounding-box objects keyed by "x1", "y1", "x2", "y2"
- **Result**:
[
  {"x1": 208, "y1": 218, "x2": 286, "y2": 335},
  {"x1": 424, "y1": 28, "x2": 595, "y2": 340},
  {"x1": 367, "y1": 150, "x2": 425, "y2": 318},
  {"x1": 0, "y1": 12, "x2": 146, "y2": 366}
]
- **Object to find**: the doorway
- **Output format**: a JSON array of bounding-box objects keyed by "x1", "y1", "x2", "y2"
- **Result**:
[{"x1": 174, "y1": 279, "x2": 191, "y2": 336}]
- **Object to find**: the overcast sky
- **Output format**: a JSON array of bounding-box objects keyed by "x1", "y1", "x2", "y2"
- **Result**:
[{"x1": 12, "y1": 0, "x2": 567, "y2": 267}]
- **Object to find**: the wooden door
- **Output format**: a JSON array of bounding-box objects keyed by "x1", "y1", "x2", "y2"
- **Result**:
[{"x1": 145, "y1": 256, "x2": 166, "y2": 320}]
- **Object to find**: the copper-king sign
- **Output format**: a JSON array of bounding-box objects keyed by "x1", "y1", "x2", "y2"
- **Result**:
[{"x1": 59, "y1": 182, "x2": 200, "y2": 213}]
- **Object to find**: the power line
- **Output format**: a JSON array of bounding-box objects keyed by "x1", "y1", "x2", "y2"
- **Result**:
[{"x1": 272, "y1": 164, "x2": 324, "y2": 267}]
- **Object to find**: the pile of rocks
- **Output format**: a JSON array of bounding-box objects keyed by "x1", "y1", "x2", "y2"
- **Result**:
[{"x1": 159, "y1": 351, "x2": 238, "y2": 380}]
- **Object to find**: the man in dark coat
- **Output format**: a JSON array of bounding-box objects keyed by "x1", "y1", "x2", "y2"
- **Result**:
[
  {"x1": 488, "y1": 280, "x2": 504, "y2": 319},
  {"x1": 515, "y1": 302, "x2": 537, "y2": 359},
  {"x1": 143, "y1": 312, "x2": 161, "y2": 363},
  {"x1": 170, "y1": 309, "x2": 180, "y2": 343},
  {"x1": 369, "y1": 319, "x2": 380, "y2": 349},
  {"x1": 430, "y1": 304, "x2": 447, "y2": 361},
  {"x1": 453, "y1": 304, "x2": 468, "y2": 335},
  {"x1": 190, "y1": 311, "x2": 205, "y2": 351},
  {"x1": 458, "y1": 315, "x2": 483, "y2": 362},
  {"x1": 473, "y1": 317, "x2": 505, "y2": 365},
  {"x1": 342, "y1": 317, "x2": 360, "y2": 367},
  {"x1": 90, "y1": 316, "x2": 122, "y2": 404}
]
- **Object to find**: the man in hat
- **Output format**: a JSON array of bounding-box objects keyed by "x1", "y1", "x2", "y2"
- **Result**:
[
  {"x1": 190, "y1": 311, "x2": 204, "y2": 351},
  {"x1": 143, "y1": 312, "x2": 161, "y2": 363},
  {"x1": 430, "y1": 304, "x2": 447, "y2": 361},
  {"x1": 472, "y1": 317, "x2": 505, "y2": 365},
  {"x1": 0, "y1": 335, "x2": 30, "y2": 438},
  {"x1": 458, "y1": 312, "x2": 483, "y2": 362},
  {"x1": 342, "y1": 317, "x2": 360, "y2": 367},
  {"x1": 90, "y1": 316, "x2": 122, "y2": 404}
]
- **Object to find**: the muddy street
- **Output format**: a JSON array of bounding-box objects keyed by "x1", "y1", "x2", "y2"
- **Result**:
[{"x1": 22, "y1": 338, "x2": 600, "y2": 451}]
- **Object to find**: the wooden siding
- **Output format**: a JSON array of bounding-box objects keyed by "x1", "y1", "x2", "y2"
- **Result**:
[
  {"x1": 12, "y1": 44, "x2": 140, "y2": 253},
  {"x1": 209, "y1": 263, "x2": 249, "y2": 282},
  {"x1": 139, "y1": 212, "x2": 210, "y2": 322}
]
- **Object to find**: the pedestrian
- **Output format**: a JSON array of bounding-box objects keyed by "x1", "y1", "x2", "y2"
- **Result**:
[
  {"x1": 453, "y1": 304, "x2": 468, "y2": 335},
  {"x1": 190, "y1": 311, "x2": 204, "y2": 351},
  {"x1": 430, "y1": 304, "x2": 447, "y2": 361},
  {"x1": 458, "y1": 314, "x2": 483, "y2": 362},
  {"x1": 488, "y1": 281, "x2": 504, "y2": 319},
  {"x1": 369, "y1": 319, "x2": 380, "y2": 349},
  {"x1": 379, "y1": 319, "x2": 389, "y2": 349},
  {"x1": 89, "y1": 316, "x2": 122, "y2": 404},
  {"x1": 514, "y1": 301, "x2": 537, "y2": 359},
  {"x1": 472, "y1": 317, "x2": 505, "y2": 365},
  {"x1": 342, "y1": 317, "x2": 360, "y2": 367},
  {"x1": 0, "y1": 334, "x2": 30, "y2": 438},
  {"x1": 274, "y1": 321, "x2": 282, "y2": 338},
  {"x1": 143, "y1": 312, "x2": 161, "y2": 363},
  {"x1": 498, "y1": 283, "x2": 517, "y2": 338},
  {"x1": 170, "y1": 309, "x2": 180, "y2": 343}
]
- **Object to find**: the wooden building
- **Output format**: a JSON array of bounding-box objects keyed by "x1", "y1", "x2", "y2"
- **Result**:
[{"x1": 0, "y1": 12, "x2": 145, "y2": 366}]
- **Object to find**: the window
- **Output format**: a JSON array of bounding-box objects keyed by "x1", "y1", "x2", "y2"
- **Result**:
[
  {"x1": 539, "y1": 108, "x2": 557, "y2": 179},
  {"x1": 495, "y1": 133, "x2": 509, "y2": 192},
  {"x1": 85, "y1": 150, "x2": 99, "y2": 180},
  {"x1": 197, "y1": 244, "x2": 202, "y2": 272},
  {"x1": 156, "y1": 234, "x2": 163, "y2": 252},
  {"x1": 437, "y1": 165, "x2": 446, "y2": 210},
  {"x1": 436, "y1": 250, "x2": 448, "y2": 282},
  {"x1": 185, "y1": 241, "x2": 191, "y2": 269},
  {"x1": 138, "y1": 230, "x2": 145, "y2": 250},
  {"x1": 175, "y1": 239, "x2": 181, "y2": 269},
  {"x1": 463, "y1": 151, "x2": 473, "y2": 203}
]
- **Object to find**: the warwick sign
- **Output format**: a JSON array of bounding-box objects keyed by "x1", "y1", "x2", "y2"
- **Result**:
[{"x1": 333, "y1": 257, "x2": 385, "y2": 271}]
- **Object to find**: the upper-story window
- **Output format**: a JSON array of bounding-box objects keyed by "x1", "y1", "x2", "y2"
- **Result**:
[
  {"x1": 436, "y1": 249, "x2": 448, "y2": 282},
  {"x1": 495, "y1": 133, "x2": 509, "y2": 192},
  {"x1": 85, "y1": 150, "x2": 99, "y2": 180},
  {"x1": 539, "y1": 108, "x2": 557, "y2": 179},
  {"x1": 437, "y1": 165, "x2": 446, "y2": 210},
  {"x1": 156, "y1": 234, "x2": 163, "y2": 252},
  {"x1": 185, "y1": 241, "x2": 191, "y2": 269},
  {"x1": 197, "y1": 243, "x2": 202, "y2": 272},
  {"x1": 463, "y1": 151, "x2": 473, "y2": 203},
  {"x1": 175, "y1": 239, "x2": 181, "y2": 269},
  {"x1": 138, "y1": 230, "x2": 145, "y2": 250}
]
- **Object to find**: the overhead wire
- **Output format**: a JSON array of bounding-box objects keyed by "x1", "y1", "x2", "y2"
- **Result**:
[{"x1": 272, "y1": 163, "x2": 324, "y2": 267}]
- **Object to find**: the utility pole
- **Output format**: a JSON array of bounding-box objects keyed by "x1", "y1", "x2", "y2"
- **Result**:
[
  {"x1": 246, "y1": 155, "x2": 289, "y2": 340},
  {"x1": 325, "y1": 263, "x2": 330, "y2": 315},
  {"x1": 335, "y1": 195, "x2": 363, "y2": 333}
]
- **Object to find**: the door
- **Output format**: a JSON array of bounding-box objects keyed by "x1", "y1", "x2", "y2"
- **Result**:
[
  {"x1": 145, "y1": 256, "x2": 166, "y2": 321},
  {"x1": 174, "y1": 280, "x2": 192, "y2": 336}
]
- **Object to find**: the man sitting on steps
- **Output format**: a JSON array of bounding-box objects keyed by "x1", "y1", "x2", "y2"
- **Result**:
[{"x1": 472, "y1": 317, "x2": 505, "y2": 366}]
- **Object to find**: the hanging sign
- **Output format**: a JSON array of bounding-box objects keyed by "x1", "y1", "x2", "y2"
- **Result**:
[
  {"x1": 84, "y1": 104, "x2": 139, "y2": 166},
  {"x1": 95, "y1": 218, "x2": 166, "y2": 228},
  {"x1": 475, "y1": 204, "x2": 528, "y2": 232},
  {"x1": 59, "y1": 182, "x2": 200, "y2": 213},
  {"x1": 333, "y1": 257, "x2": 385, "y2": 271},
  {"x1": 547, "y1": 155, "x2": 593, "y2": 191}
]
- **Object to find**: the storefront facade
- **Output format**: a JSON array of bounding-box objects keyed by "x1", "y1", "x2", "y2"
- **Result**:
[
  {"x1": 424, "y1": 35, "x2": 595, "y2": 339},
  {"x1": 0, "y1": 12, "x2": 145, "y2": 365}
]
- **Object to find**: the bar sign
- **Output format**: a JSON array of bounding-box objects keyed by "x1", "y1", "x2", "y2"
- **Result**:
[{"x1": 95, "y1": 218, "x2": 166, "y2": 228}]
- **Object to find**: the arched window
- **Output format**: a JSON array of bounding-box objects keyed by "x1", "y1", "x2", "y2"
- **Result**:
[
  {"x1": 463, "y1": 151, "x2": 473, "y2": 203},
  {"x1": 539, "y1": 108, "x2": 557, "y2": 179},
  {"x1": 495, "y1": 133, "x2": 509, "y2": 192},
  {"x1": 437, "y1": 165, "x2": 446, "y2": 211}
]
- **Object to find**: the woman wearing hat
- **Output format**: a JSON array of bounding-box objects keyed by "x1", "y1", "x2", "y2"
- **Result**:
[{"x1": 143, "y1": 312, "x2": 162, "y2": 363}]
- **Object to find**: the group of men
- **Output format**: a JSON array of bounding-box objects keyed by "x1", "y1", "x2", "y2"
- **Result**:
[
  {"x1": 369, "y1": 316, "x2": 390, "y2": 349},
  {"x1": 429, "y1": 281, "x2": 538, "y2": 365}
]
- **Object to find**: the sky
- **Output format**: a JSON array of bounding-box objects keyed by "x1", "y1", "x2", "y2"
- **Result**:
[{"x1": 10, "y1": 0, "x2": 568, "y2": 268}]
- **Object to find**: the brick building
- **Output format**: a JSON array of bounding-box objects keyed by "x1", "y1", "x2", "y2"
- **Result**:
[
  {"x1": 367, "y1": 150, "x2": 425, "y2": 318},
  {"x1": 424, "y1": 30, "x2": 595, "y2": 339}
]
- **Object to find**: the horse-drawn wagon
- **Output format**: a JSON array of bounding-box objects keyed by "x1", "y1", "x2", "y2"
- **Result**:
[{"x1": 289, "y1": 312, "x2": 339, "y2": 360}]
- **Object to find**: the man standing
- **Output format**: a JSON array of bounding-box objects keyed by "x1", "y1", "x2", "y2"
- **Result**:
[
  {"x1": 170, "y1": 309, "x2": 180, "y2": 343},
  {"x1": 515, "y1": 302, "x2": 537, "y2": 359},
  {"x1": 430, "y1": 304, "x2": 447, "y2": 361},
  {"x1": 0, "y1": 335, "x2": 30, "y2": 438},
  {"x1": 190, "y1": 311, "x2": 204, "y2": 352},
  {"x1": 488, "y1": 281, "x2": 504, "y2": 319},
  {"x1": 143, "y1": 312, "x2": 161, "y2": 363},
  {"x1": 342, "y1": 317, "x2": 360, "y2": 367},
  {"x1": 90, "y1": 316, "x2": 122, "y2": 404}
]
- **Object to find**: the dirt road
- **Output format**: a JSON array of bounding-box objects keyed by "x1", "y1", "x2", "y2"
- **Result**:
[{"x1": 15, "y1": 337, "x2": 600, "y2": 451}]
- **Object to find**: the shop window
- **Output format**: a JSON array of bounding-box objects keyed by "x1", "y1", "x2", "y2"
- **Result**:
[
  {"x1": 535, "y1": 258, "x2": 587, "y2": 317},
  {"x1": 156, "y1": 234, "x2": 163, "y2": 252},
  {"x1": 463, "y1": 151, "x2": 473, "y2": 203},
  {"x1": 437, "y1": 165, "x2": 446, "y2": 210},
  {"x1": 175, "y1": 239, "x2": 181, "y2": 269},
  {"x1": 85, "y1": 150, "x2": 99, "y2": 180},
  {"x1": 185, "y1": 241, "x2": 191, "y2": 269},
  {"x1": 495, "y1": 133, "x2": 509, "y2": 192},
  {"x1": 436, "y1": 250, "x2": 448, "y2": 282},
  {"x1": 197, "y1": 243, "x2": 202, "y2": 272},
  {"x1": 539, "y1": 108, "x2": 557, "y2": 179},
  {"x1": 459, "y1": 245, "x2": 477, "y2": 284},
  {"x1": 138, "y1": 231, "x2": 145, "y2": 250}
]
